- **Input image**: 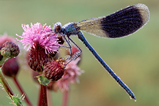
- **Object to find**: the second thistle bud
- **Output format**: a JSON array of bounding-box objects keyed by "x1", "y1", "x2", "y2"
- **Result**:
[
  {"x1": 2, "y1": 58, "x2": 19, "y2": 77},
  {"x1": 43, "y1": 59, "x2": 65, "y2": 81},
  {"x1": 1, "y1": 41, "x2": 20, "y2": 58}
]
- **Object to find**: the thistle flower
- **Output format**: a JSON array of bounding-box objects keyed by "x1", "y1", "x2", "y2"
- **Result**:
[
  {"x1": 17, "y1": 23, "x2": 61, "y2": 72},
  {"x1": 17, "y1": 23, "x2": 60, "y2": 53}
]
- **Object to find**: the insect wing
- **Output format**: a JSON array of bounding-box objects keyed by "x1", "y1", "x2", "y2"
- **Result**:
[
  {"x1": 77, "y1": 17, "x2": 108, "y2": 37},
  {"x1": 77, "y1": 3, "x2": 150, "y2": 38}
]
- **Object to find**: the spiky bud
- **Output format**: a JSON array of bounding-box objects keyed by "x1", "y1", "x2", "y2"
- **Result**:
[
  {"x1": 43, "y1": 59, "x2": 65, "y2": 81},
  {"x1": 1, "y1": 41, "x2": 20, "y2": 58}
]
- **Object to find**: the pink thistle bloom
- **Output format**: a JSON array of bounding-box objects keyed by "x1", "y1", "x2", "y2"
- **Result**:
[
  {"x1": 55, "y1": 58, "x2": 84, "y2": 92},
  {"x1": 17, "y1": 23, "x2": 60, "y2": 54},
  {"x1": 17, "y1": 23, "x2": 61, "y2": 72}
]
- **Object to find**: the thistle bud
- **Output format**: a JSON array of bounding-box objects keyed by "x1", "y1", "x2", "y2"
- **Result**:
[
  {"x1": 1, "y1": 41, "x2": 20, "y2": 58},
  {"x1": 2, "y1": 58, "x2": 19, "y2": 77},
  {"x1": 43, "y1": 59, "x2": 65, "y2": 81}
]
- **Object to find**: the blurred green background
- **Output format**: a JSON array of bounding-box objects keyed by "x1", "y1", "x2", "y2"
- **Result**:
[{"x1": 0, "y1": 0, "x2": 158, "y2": 106}]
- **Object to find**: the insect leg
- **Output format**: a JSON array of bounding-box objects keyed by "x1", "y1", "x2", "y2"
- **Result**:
[{"x1": 64, "y1": 36, "x2": 82, "y2": 65}]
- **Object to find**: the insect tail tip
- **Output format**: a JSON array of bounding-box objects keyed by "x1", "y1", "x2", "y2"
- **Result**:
[{"x1": 135, "y1": 3, "x2": 150, "y2": 25}]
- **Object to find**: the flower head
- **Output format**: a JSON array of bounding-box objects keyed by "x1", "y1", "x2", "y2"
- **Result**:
[
  {"x1": 17, "y1": 23, "x2": 61, "y2": 72},
  {"x1": 17, "y1": 23, "x2": 60, "y2": 54}
]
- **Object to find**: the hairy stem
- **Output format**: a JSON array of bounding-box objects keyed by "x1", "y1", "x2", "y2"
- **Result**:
[
  {"x1": 0, "y1": 70, "x2": 14, "y2": 98},
  {"x1": 13, "y1": 77, "x2": 32, "y2": 106}
]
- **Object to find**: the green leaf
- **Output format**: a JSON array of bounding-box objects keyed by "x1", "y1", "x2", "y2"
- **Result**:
[
  {"x1": 12, "y1": 95, "x2": 23, "y2": 106},
  {"x1": 37, "y1": 75, "x2": 50, "y2": 85}
]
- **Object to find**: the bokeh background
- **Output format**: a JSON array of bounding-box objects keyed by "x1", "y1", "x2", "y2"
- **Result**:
[{"x1": 0, "y1": 0, "x2": 158, "y2": 106}]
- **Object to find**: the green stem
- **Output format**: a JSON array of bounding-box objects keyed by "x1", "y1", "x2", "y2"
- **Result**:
[
  {"x1": 0, "y1": 69, "x2": 23, "y2": 105},
  {"x1": 0, "y1": 70, "x2": 14, "y2": 98}
]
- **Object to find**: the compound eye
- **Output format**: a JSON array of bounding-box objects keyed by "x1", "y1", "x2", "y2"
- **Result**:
[
  {"x1": 55, "y1": 25, "x2": 61, "y2": 33},
  {"x1": 53, "y1": 22, "x2": 62, "y2": 33}
]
